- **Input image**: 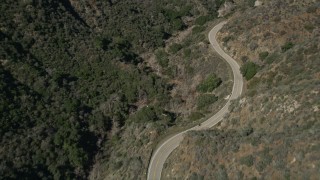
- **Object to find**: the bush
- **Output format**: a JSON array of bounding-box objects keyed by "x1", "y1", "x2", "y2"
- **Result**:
[
  {"x1": 155, "y1": 49, "x2": 169, "y2": 67},
  {"x1": 189, "y1": 112, "x2": 205, "y2": 121},
  {"x1": 197, "y1": 74, "x2": 222, "y2": 92},
  {"x1": 256, "y1": 149, "x2": 272, "y2": 172},
  {"x1": 281, "y1": 42, "x2": 294, "y2": 52},
  {"x1": 249, "y1": 42, "x2": 258, "y2": 50},
  {"x1": 239, "y1": 155, "x2": 254, "y2": 167},
  {"x1": 215, "y1": 165, "x2": 228, "y2": 180},
  {"x1": 247, "y1": 0, "x2": 256, "y2": 7},
  {"x1": 240, "y1": 62, "x2": 258, "y2": 80},
  {"x1": 240, "y1": 126, "x2": 254, "y2": 136},
  {"x1": 195, "y1": 15, "x2": 212, "y2": 26},
  {"x1": 94, "y1": 37, "x2": 111, "y2": 50},
  {"x1": 306, "y1": 5, "x2": 318, "y2": 13},
  {"x1": 222, "y1": 35, "x2": 234, "y2": 43},
  {"x1": 259, "y1": 51, "x2": 269, "y2": 60},
  {"x1": 304, "y1": 24, "x2": 315, "y2": 32},
  {"x1": 172, "y1": 18, "x2": 185, "y2": 31},
  {"x1": 197, "y1": 94, "x2": 218, "y2": 110},
  {"x1": 184, "y1": 48, "x2": 191, "y2": 58},
  {"x1": 265, "y1": 52, "x2": 279, "y2": 64},
  {"x1": 129, "y1": 106, "x2": 157, "y2": 123},
  {"x1": 169, "y1": 43, "x2": 183, "y2": 54},
  {"x1": 192, "y1": 26, "x2": 206, "y2": 34},
  {"x1": 190, "y1": 173, "x2": 204, "y2": 180},
  {"x1": 241, "y1": 56, "x2": 248, "y2": 63}
]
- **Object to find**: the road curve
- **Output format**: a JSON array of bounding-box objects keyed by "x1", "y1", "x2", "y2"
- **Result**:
[{"x1": 147, "y1": 21, "x2": 243, "y2": 180}]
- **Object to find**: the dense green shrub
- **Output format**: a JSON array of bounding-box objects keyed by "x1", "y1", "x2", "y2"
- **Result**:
[
  {"x1": 259, "y1": 51, "x2": 269, "y2": 60},
  {"x1": 95, "y1": 37, "x2": 111, "y2": 50},
  {"x1": 172, "y1": 18, "x2": 185, "y2": 31},
  {"x1": 0, "y1": 0, "x2": 228, "y2": 178},
  {"x1": 163, "y1": 9, "x2": 181, "y2": 20},
  {"x1": 0, "y1": 0, "x2": 186, "y2": 178},
  {"x1": 197, "y1": 94, "x2": 218, "y2": 110},
  {"x1": 281, "y1": 42, "x2": 294, "y2": 52},
  {"x1": 197, "y1": 74, "x2": 222, "y2": 92},
  {"x1": 130, "y1": 106, "x2": 158, "y2": 123},
  {"x1": 129, "y1": 106, "x2": 175, "y2": 124},
  {"x1": 240, "y1": 62, "x2": 258, "y2": 80},
  {"x1": 162, "y1": 8, "x2": 187, "y2": 32}
]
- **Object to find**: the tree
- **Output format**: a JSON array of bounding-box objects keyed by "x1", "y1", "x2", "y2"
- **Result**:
[
  {"x1": 240, "y1": 62, "x2": 258, "y2": 80},
  {"x1": 197, "y1": 74, "x2": 222, "y2": 92},
  {"x1": 197, "y1": 94, "x2": 218, "y2": 110},
  {"x1": 130, "y1": 106, "x2": 157, "y2": 123}
]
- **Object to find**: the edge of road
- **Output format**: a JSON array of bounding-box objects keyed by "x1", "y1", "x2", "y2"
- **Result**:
[{"x1": 147, "y1": 20, "x2": 243, "y2": 180}]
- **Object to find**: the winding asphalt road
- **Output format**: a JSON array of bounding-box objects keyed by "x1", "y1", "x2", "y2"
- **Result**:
[{"x1": 147, "y1": 21, "x2": 243, "y2": 180}]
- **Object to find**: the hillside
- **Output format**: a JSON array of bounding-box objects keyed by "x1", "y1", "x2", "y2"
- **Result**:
[
  {"x1": 163, "y1": 0, "x2": 320, "y2": 179},
  {"x1": 0, "y1": 0, "x2": 230, "y2": 179},
  {"x1": 1, "y1": 0, "x2": 319, "y2": 179}
]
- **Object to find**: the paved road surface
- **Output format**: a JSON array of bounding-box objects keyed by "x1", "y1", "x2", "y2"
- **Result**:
[{"x1": 147, "y1": 21, "x2": 243, "y2": 180}]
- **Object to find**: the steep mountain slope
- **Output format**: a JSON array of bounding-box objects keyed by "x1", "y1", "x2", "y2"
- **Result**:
[
  {"x1": 163, "y1": 0, "x2": 320, "y2": 179},
  {"x1": 0, "y1": 0, "x2": 229, "y2": 179}
]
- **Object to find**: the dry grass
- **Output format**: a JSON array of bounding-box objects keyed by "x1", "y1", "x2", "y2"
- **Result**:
[{"x1": 162, "y1": 1, "x2": 320, "y2": 179}]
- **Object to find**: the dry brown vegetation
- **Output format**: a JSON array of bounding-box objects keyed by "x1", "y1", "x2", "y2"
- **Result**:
[{"x1": 163, "y1": 0, "x2": 320, "y2": 179}]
